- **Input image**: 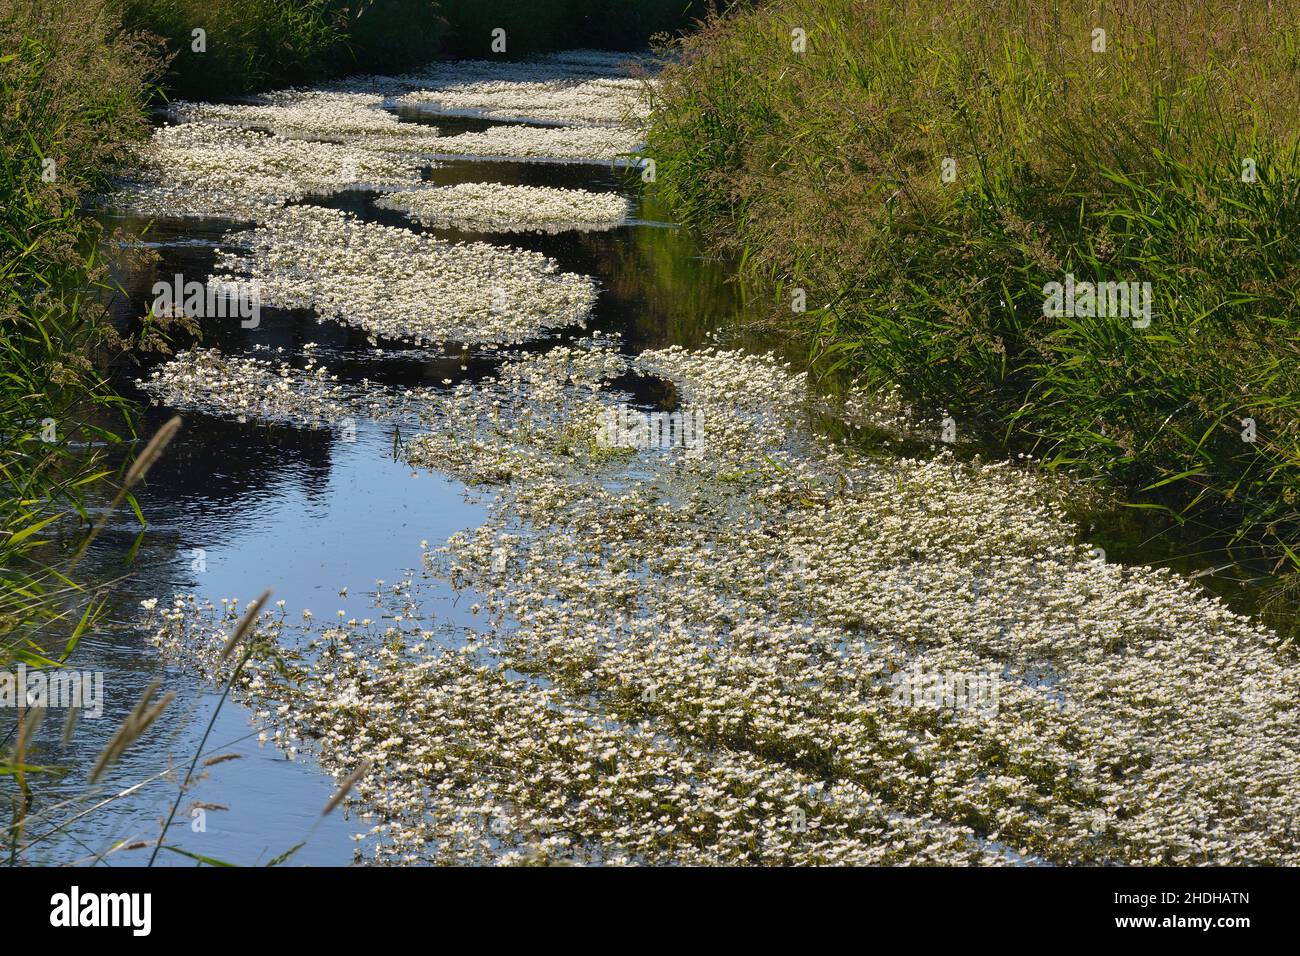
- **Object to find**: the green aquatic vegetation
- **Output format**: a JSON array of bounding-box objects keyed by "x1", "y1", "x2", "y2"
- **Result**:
[
  {"x1": 3, "y1": 0, "x2": 698, "y2": 864},
  {"x1": 149, "y1": 340, "x2": 1300, "y2": 865},
  {"x1": 209, "y1": 205, "x2": 599, "y2": 345},
  {"x1": 428, "y1": 123, "x2": 645, "y2": 164},
  {"x1": 136, "y1": 347, "x2": 438, "y2": 428},
  {"x1": 150, "y1": 596, "x2": 1006, "y2": 866},
  {"x1": 106, "y1": 122, "x2": 432, "y2": 221},
  {"x1": 377, "y1": 183, "x2": 631, "y2": 234},
  {"x1": 395, "y1": 70, "x2": 652, "y2": 126}
]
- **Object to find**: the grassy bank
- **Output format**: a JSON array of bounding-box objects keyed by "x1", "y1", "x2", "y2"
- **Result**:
[
  {"x1": 646, "y1": 0, "x2": 1300, "y2": 564},
  {"x1": 0, "y1": 0, "x2": 159, "y2": 662}
]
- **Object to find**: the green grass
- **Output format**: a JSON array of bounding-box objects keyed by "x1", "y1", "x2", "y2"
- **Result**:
[
  {"x1": 646, "y1": 0, "x2": 1300, "y2": 565},
  {"x1": 0, "y1": 0, "x2": 162, "y2": 664}
]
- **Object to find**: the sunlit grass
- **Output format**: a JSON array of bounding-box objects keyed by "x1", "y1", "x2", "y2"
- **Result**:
[{"x1": 645, "y1": 0, "x2": 1300, "y2": 573}]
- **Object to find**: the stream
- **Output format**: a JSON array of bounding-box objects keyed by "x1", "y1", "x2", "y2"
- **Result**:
[
  {"x1": 29, "y1": 66, "x2": 779, "y2": 864},
  {"x1": 16, "y1": 51, "x2": 1297, "y2": 867}
]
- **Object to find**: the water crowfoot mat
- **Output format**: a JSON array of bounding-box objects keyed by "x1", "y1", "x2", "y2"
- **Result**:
[
  {"x1": 209, "y1": 205, "x2": 599, "y2": 345},
  {"x1": 167, "y1": 91, "x2": 445, "y2": 146},
  {"x1": 376, "y1": 183, "x2": 631, "y2": 233},
  {"x1": 396, "y1": 76, "x2": 651, "y2": 127},
  {"x1": 149, "y1": 601, "x2": 1000, "y2": 866},
  {"x1": 147, "y1": 340, "x2": 1300, "y2": 865},
  {"x1": 104, "y1": 124, "x2": 428, "y2": 221},
  {"x1": 425, "y1": 124, "x2": 644, "y2": 164},
  {"x1": 135, "y1": 347, "x2": 438, "y2": 428}
]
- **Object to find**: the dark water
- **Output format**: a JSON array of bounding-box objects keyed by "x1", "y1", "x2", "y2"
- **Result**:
[{"x1": 9, "y1": 100, "x2": 1291, "y2": 867}]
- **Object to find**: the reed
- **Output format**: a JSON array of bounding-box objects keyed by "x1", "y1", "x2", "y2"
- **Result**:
[
  {"x1": 1, "y1": 0, "x2": 159, "y2": 660},
  {"x1": 646, "y1": 0, "x2": 1300, "y2": 567}
]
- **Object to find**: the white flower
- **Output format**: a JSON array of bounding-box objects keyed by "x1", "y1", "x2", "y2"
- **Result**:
[{"x1": 377, "y1": 183, "x2": 630, "y2": 234}]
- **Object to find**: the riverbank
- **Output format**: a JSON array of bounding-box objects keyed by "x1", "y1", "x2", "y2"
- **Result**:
[
  {"x1": 643, "y1": 0, "x2": 1300, "y2": 574},
  {"x1": 0, "y1": 0, "x2": 156, "y2": 659}
]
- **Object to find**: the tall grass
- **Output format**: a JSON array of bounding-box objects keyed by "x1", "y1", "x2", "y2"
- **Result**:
[
  {"x1": 1, "y1": 0, "x2": 160, "y2": 663},
  {"x1": 646, "y1": 0, "x2": 1300, "y2": 563}
]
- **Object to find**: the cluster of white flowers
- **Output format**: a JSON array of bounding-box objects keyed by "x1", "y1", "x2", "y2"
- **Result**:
[
  {"x1": 167, "y1": 91, "x2": 444, "y2": 145},
  {"x1": 103, "y1": 123, "x2": 426, "y2": 221},
  {"x1": 398, "y1": 76, "x2": 650, "y2": 127},
  {"x1": 833, "y1": 382, "x2": 939, "y2": 441},
  {"x1": 429, "y1": 124, "x2": 644, "y2": 163},
  {"x1": 149, "y1": 595, "x2": 1006, "y2": 866},
  {"x1": 209, "y1": 205, "x2": 598, "y2": 345},
  {"x1": 135, "y1": 347, "x2": 436, "y2": 427},
  {"x1": 148, "y1": 339, "x2": 1300, "y2": 865},
  {"x1": 376, "y1": 183, "x2": 630, "y2": 233},
  {"x1": 107, "y1": 50, "x2": 649, "y2": 228}
]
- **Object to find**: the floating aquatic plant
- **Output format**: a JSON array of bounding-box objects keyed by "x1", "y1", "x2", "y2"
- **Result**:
[
  {"x1": 105, "y1": 124, "x2": 426, "y2": 221},
  {"x1": 149, "y1": 340, "x2": 1300, "y2": 865},
  {"x1": 428, "y1": 124, "x2": 644, "y2": 163},
  {"x1": 149, "y1": 594, "x2": 1006, "y2": 866},
  {"x1": 209, "y1": 205, "x2": 598, "y2": 345},
  {"x1": 377, "y1": 183, "x2": 631, "y2": 233},
  {"x1": 410, "y1": 342, "x2": 1300, "y2": 866},
  {"x1": 397, "y1": 76, "x2": 650, "y2": 127},
  {"x1": 135, "y1": 347, "x2": 436, "y2": 428},
  {"x1": 168, "y1": 91, "x2": 444, "y2": 145}
]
